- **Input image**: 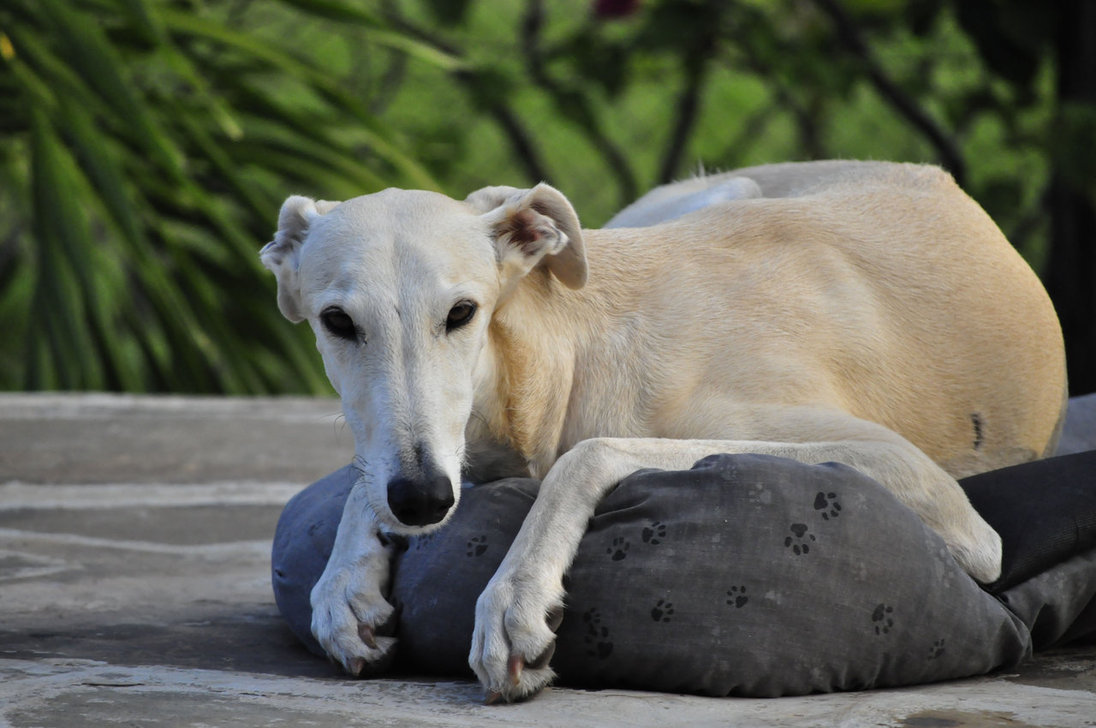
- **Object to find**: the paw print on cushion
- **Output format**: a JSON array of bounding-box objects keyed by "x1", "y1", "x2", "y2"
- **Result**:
[
  {"x1": 784, "y1": 523, "x2": 816, "y2": 555},
  {"x1": 650, "y1": 599, "x2": 674, "y2": 623},
  {"x1": 813, "y1": 491, "x2": 842, "y2": 520},
  {"x1": 583, "y1": 608, "x2": 614, "y2": 659},
  {"x1": 412, "y1": 532, "x2": 438, "y2": 551},
  {"x1": 606, "y1": 536, "x2": 630, "y2": 561},
  {"x1": 929, "y1": 639, "x2": 946, "y2": 659},
  {"x1": 466, "y1": 534, "x2": 487, "y2": 557},
  {"x1": 872, "y1": 603, "x2": 895, "y2": 635},
  {"x1": 726, "y1": 585, "x2": 749, "y2": 608},
  {"x1": 641, "y1": 520, "x2": 667, "y2": 545}
]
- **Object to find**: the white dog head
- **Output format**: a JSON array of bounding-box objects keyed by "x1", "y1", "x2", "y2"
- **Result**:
[{"x1": 261, "y1": 184, "x2": 585, "y2": 533}]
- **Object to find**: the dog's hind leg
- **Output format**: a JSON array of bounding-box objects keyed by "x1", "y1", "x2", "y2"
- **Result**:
[
  {"x1": 604, "y1": 175, "x2": 763, "y2": 228},
  {"x1": 310, "y1": 481, "x2": 398, "y2": 675},
  {"x1": 468, "y1": 423, "x2": 1001, "y2": 702}
]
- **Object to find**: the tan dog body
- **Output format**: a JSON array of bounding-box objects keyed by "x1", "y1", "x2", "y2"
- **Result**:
[
  {"x1": 262, "y1": 160, "x2": 1066, "y2": 702},
  {"x1": 483, "y1": 162, "x2": 1063, "y2": 479}
]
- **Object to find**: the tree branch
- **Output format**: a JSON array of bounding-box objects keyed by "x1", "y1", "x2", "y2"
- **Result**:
[
  {"x1": 454, "y1": 69, "x2": 554, "y2": 184},
  {"x1": 814, "y1": 0, "x2": 967, "y2": 186},
  {"x1": 712, "y1": 104, "x2": 780, "y2": 168},
  {"x1": 738, "y1": 45, "x2": 828, "y2": 161},
  {"x1": 380, "y1": 3, "x2": 553, "y2": 186},
  {"x1": 657, "y1": 0, "x2": 722, "y2": 184},
  {"x1": 367, "y1": 51, "x2": 408, "y2": 117},
  {"x1": 522, "y1": 0, "x2": 637, "y2": 206}
]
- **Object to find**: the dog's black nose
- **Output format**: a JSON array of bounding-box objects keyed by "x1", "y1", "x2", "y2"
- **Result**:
[{"x1": 387, "y1": 471, "x2": 455, "y2": 527}]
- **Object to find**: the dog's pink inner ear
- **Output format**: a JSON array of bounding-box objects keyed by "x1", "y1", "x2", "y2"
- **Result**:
[
  {"x1": 480, "y1": 182, "x2": 587, "y2": 289},
  {"x1": 497, "y1": 209, "x2": 557, "y2": 255}
]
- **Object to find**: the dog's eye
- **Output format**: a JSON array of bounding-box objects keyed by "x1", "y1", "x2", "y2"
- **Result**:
[
  {"x1": 446, "y1": 301, "x2": 477, "y2": 332},
  {"x1": 320, "y1": 308, "x2": 358, "y2": 341}
]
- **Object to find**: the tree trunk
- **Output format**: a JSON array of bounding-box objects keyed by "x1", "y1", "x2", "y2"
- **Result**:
[{"x1": 1045, "y1": 0, "x2": 1096, "y2": 395}]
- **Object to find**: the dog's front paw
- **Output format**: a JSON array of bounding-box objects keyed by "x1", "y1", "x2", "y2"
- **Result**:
[
  {"x1": 469, "y1": 573, "x2": 564, "y2": 704},
  {"x1": 310, "y1": 563, "x2": 397, "y2": 676}
]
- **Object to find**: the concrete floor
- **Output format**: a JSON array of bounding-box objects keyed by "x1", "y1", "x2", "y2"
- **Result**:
[{"x1": 1, "y1": 393, "x2": 1094, "y2": 727}]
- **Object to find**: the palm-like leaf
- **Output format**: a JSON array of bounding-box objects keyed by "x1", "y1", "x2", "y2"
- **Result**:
[{"x1": 0, "y1": 0, "x2": 447, "y2": 393}]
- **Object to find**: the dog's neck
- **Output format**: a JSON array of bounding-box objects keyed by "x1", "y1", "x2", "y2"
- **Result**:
[{"x1": 470, "y1": 269, "x2": 583, "y2": 480}]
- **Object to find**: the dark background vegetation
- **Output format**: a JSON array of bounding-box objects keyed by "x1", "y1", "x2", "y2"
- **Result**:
[{"x1": 1, "y1": 0, "x2": 1092, "y2": 395}]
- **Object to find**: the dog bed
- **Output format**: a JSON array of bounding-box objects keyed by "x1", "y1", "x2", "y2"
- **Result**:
[{"x1": 272, "y1": 395, "x2": 1096, "y2": 696}]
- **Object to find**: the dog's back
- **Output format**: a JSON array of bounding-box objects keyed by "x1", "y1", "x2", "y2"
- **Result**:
[{"x1": 576, "y1": 162, "x2": 1066, "y2": 477}]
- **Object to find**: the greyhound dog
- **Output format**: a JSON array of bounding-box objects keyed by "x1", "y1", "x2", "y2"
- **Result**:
[{"x1": 261, "y1": 160, "x2": 1066, "y2": 703}]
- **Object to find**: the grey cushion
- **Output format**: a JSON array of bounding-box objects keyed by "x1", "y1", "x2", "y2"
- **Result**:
[
  {"x1": 272, "y1": 448, "x2": 1096, "y2": 696},
  {"x1": 961, "y1": 450, "x2": 1096, "y2": 591},
  {"x1": 272, "y1": 395, "x2": 1096, "y2": 695},
  {"x1": 272, "y1": 464, "x2": 357, "y2": 658},
  {"x1": 393, "y1": 455, "x2": 1034, "y2": 696}
]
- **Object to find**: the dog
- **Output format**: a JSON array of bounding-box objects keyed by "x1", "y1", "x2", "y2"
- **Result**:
[{"x1": 261, "y1": 160, "x2": 1066, "y2": 703}]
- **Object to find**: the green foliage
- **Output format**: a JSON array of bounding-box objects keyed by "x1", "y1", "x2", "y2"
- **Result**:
[
  {"x1": 371, "y1": 0, "x2": 1059, "y2": 256},
  {"x1": 0, "y1": 0, "x2": 1079, "y2": 394},
  {"x1": 0, "y1": 0, "x2": 447, "y2": 393}
]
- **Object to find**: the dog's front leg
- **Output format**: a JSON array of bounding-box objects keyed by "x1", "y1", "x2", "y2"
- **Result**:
[
  {"x1": 469, "y1": 438, "x2": 685, "y2": 702},
  {"x1": 310, "y1": 480, "x2": 397, "y2": 675},
  {"x1": 468, "y1": 433, "x2": 1002, "y2": 702}
]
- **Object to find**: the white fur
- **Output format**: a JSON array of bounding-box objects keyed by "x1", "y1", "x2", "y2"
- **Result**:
[
  {"x1": 604, "y1": 174, "x2": 762, "y2": 228},
  {"x1": 262, "y1": 161, "x2": 1066, "y2": 702}
]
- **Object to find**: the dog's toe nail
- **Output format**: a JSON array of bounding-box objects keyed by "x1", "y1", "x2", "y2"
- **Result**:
[
  {"x1": 508, "y1": 654, "x2": 524, "y2": 686},
  {"x1": 484, "y1": 691, "x2": 503, "y2": 706},
  {"x1": 347, "y1": 657, "x2": 365, "y2": 676},
  {"x1": 358, "y1": 624, "x2": 378, "y2": 649}
]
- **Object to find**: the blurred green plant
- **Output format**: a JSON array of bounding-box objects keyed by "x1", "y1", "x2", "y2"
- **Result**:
[
  {"x1": 354, "y1": 0, "x2": 1094, "y2": 394},
  {"x1": 1, "y1": 0, "x2": 1092, "y2": 394},
  {"x1": 0, "y1": 0, "x2": 449, "y2": 393}
]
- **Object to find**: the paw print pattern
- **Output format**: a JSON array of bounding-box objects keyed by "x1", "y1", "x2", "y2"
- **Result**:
[
  {"x1": 650, "y1": 599, "x2": 674, "y2": 622},
  {"x1": 583, "y1": 608, "x2": 613, "y2": 659},
  {"x1": 466, "y1": 535, "x2": 487, "y2": 557},
  {"x1": 872, "y1": 603, "x2": 895, "y2": 635},
  {"x1": 784, "y1": 523, "x2": 816, "y2": 555},
  {"x1": 929, "y1": 639, "x2": 946, "y2": 659},
  {"x1": 642, "y1": 520, "x2": 667, "y2": 545},
  {"x1": 413, "y1": 532, "x2": 438, "y2": 551},
  {"x1": 726, "y1": 585, "x2": 749, "y2": 608},
  {"x1": 814, "y1": 491, "x2": 842, "y2": 520},
  {"x1": 606, "y1": 536, "x2": 630, "y2": 561}
]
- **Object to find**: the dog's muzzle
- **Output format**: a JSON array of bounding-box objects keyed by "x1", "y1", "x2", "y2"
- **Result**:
[{"x1": 387, "y1": 470, "x2": 455, "y2": 527}]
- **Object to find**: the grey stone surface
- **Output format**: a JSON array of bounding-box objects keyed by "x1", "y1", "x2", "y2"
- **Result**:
[
  {"x1": 1, "y1": 393, "x2": 1094, "y2": 727},
  {"x1": 1060, "y1": 393, "x2": 1096, "y2": 456},
  {"x1": 0, "y1": 393, "x2": 351, "y2": 484}
]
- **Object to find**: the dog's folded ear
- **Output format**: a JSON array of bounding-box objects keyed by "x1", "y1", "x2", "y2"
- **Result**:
[
  {"x1": 464, "y1": 185, "x2": 527, "y2": 214},
  {"x1": 471, "y1": 183, "x2": 587, "y2": 290},
  {"x1": 260, "y1": 195, "x2": 339, "y2": 322}
]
